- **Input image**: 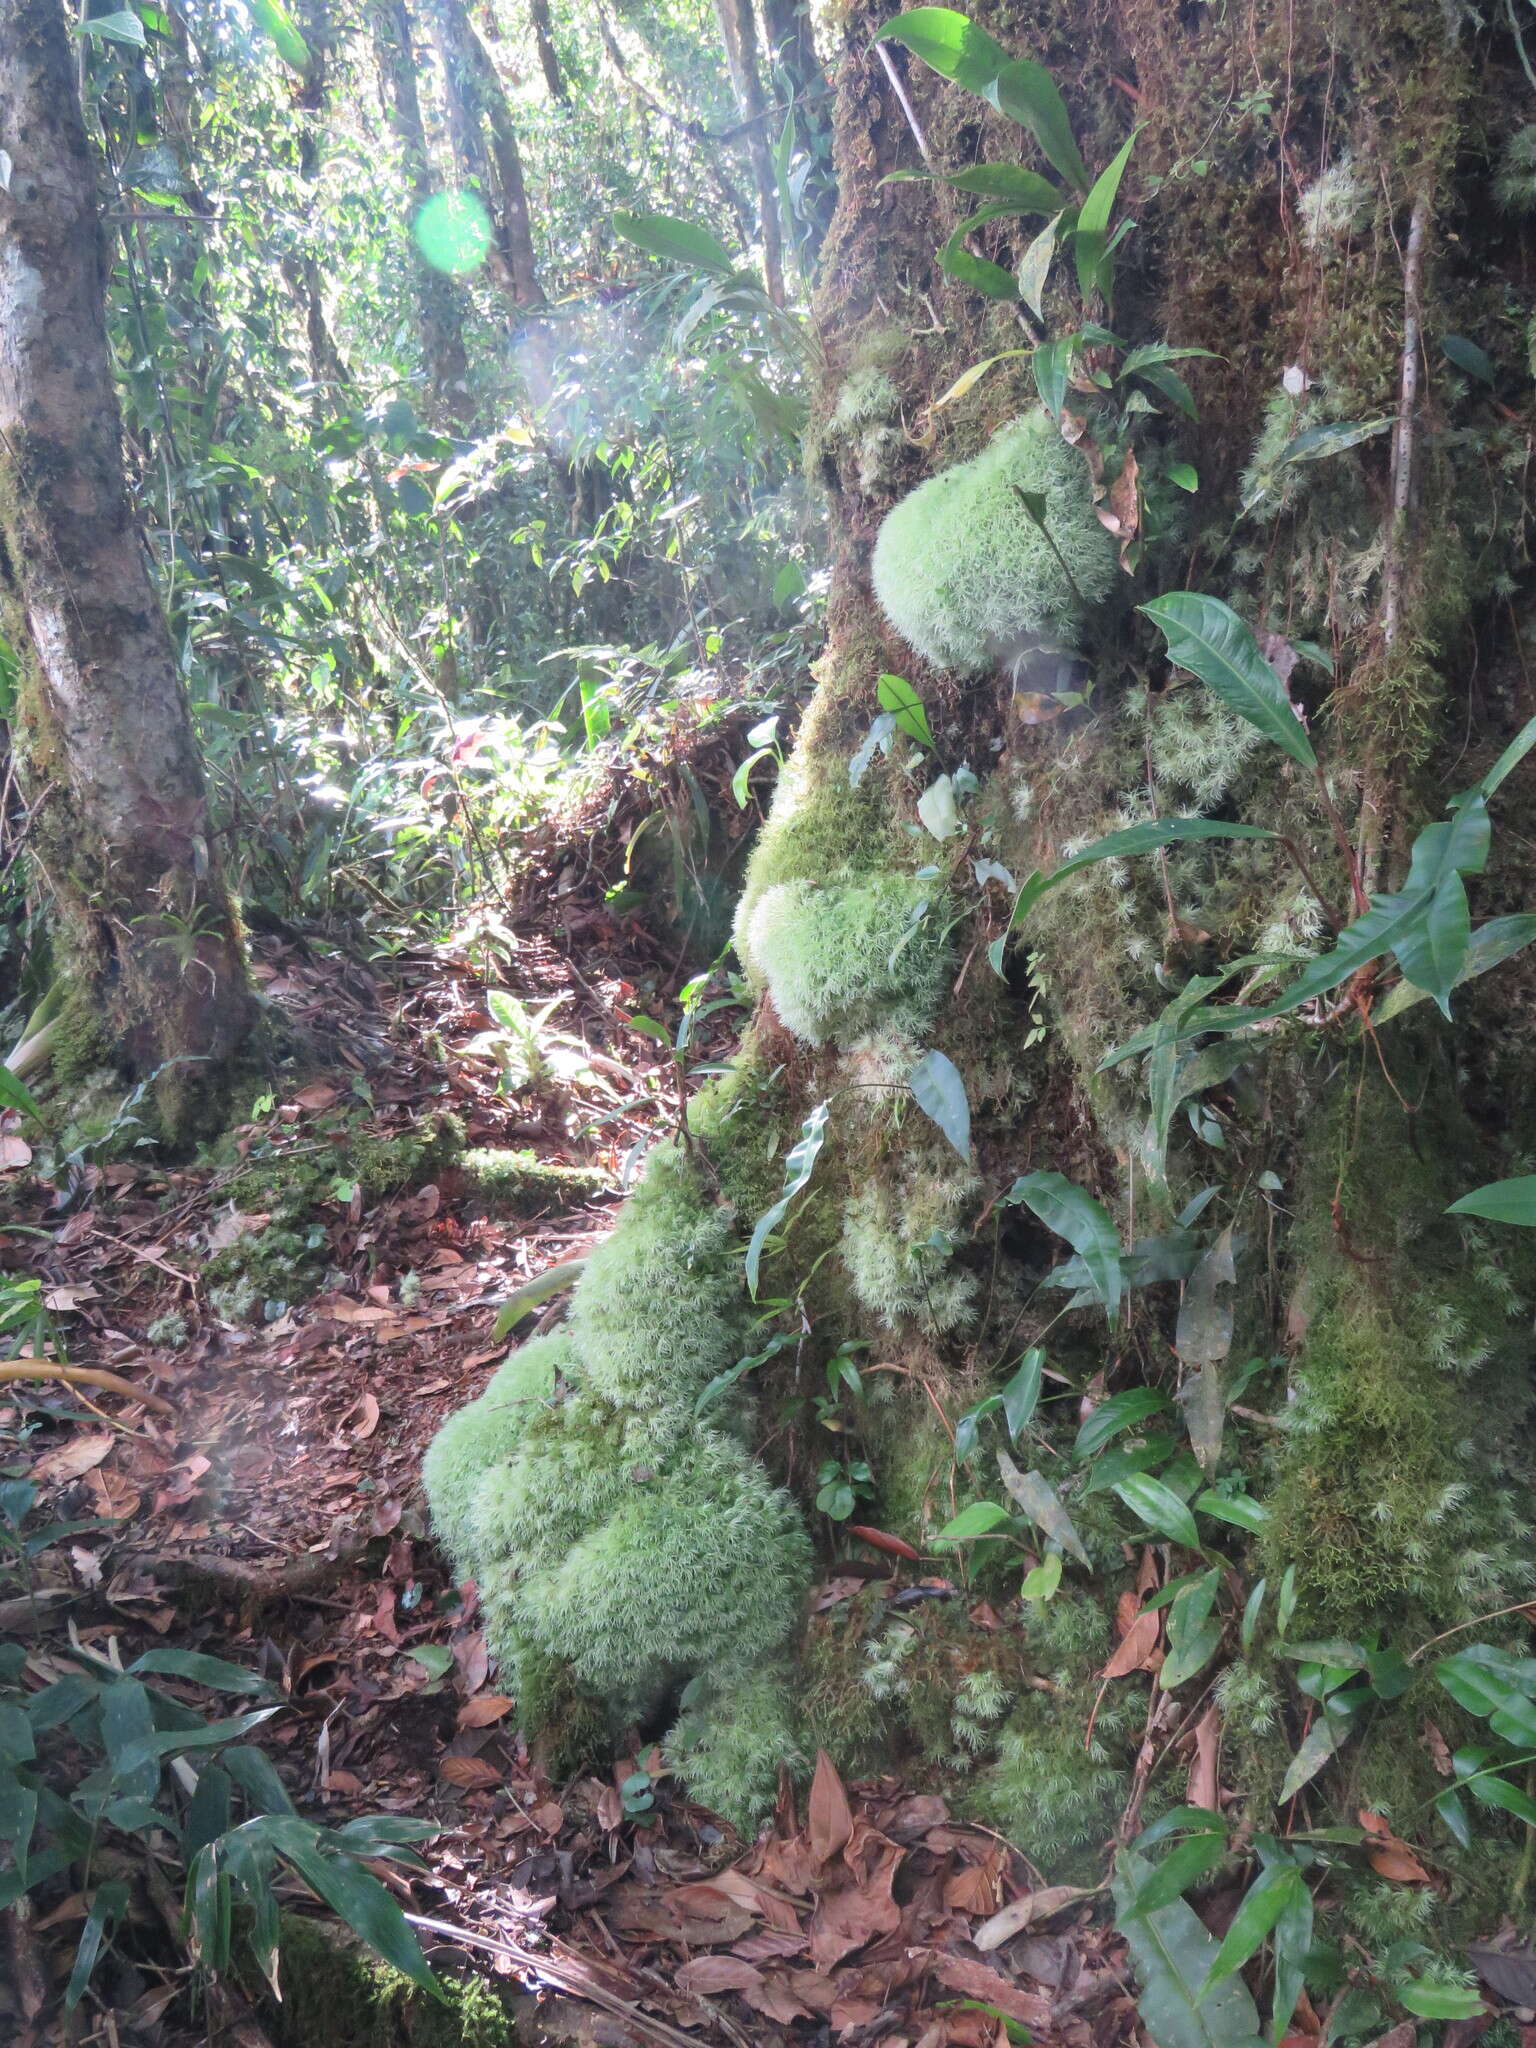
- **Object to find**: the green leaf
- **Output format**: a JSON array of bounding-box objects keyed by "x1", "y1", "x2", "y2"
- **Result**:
[
  {"x1": 1448, "y1": 1175, "x2": 1536, "y2": 1226},
  {"x1": 1442, "y1": 333, "x2": 1495, "y2": 386},
  {"x1": 1112, "y1": 1851, "x2": 1263, "y2": 2048},
  {"x1": 1140, "y1": 594, "x2": 1316, "y2": 769},
  {"x1": 405, "y1": 1644, "x2": 453, "y2": 1681},
  {"x1": 1240, "y1": 1579, "x2": 1266, "y2": 1655},
  {"x1": 1435, "y1": 1645, "x2": 1536, "y2": 1745},
  {"x1": 1375, "y1": 913, "x2": 1536, "y2": 1025},
  {"x1": 1435, "y1": 1787, "x2": 1472, "y2": 1847},
  {"x1": 1279, "y1": 1703, "x2": 1357, "y2": 1802},
  {"x1": 995, "y1": 1450, "x2": 1091, "y2": 1566},
  {"x1": 1162, "y1": 1571, "x2": 1224, "y2": 1689},
  {"x1": 933, "y1": 1499, "x2": 1014, "y2": 1543},
  {"x1": 1120, "y1": 1831, "x2": 1228, "y2": 1919},
  {"x1": 126, "y1": 1649, "x2": 277, "y2": 1696},
  {"x1": 1397, "y1": 1984, "x2": 1483, "y2": 2020},
  {"x1": 79, "y1": 8, "x2": 146, "y2": 46},
  {"x1": 1461, "y1": 1765, "x2": 1536, "y2": 1827},
  {"x1": 910, "y1": 1049, "x2": 971, "y2": 1160},
  {"x1": 1002, "y1": 818, "x2": 1275, "y2": 940},
  {"x1": 746, "y1": 1100, "x2": 830, "y2": 1296},
  {"x1": 1032, "y1": 335, "x2": 1072, "y2": 416},
  {"x1": 1073, "y1": 128, "x2": 1139, "y2": 300},
  {"x1": 258, "y1": 1815, "x2": 441, "y2": 1997},
  {"x1": 66, "y1": 1881, "x2": 128, "y2": 2007},
  {"x1": 1195, "y1": 1491, "x2": 1267, "y2": 1533},
  {"x1": 614, "y1": 211, "x2": 737, "y2": 277},
  {"x1": 1168, "y1": 463, "x2": 1199, "y2": 492},
  {"x1": 1008, "y1": 1169, "x2": 1123, "y2": 1326},
  {"x1": 1462, "y1": 710, "x2": 1536, "y2": 803},
  {"x1": 732, "y1": 745, "x2": 776, "y2": 808},
  {"x1": 1114, "y1": 1474, "x2": 1200, "y2": 1549},
  {"x1": 113, "y1": 1708, "x2": 281, "y2": 1782},
  {"x1": 934, "y1": 349, "x2": 1031, "y2": 409},
  {"x1": 1017, "y1": 214, "x2": 1060, "y2": 318},
  {"x1": 1002, "y1": 1348, "x2": 1044, "y2": 1439},
  {"x1": 986, "y1": 62, "x2": 1090, "y2": 192},
  {"x1": 945, "y1": 164, "x2": 1063, "y2": 209},
  {"x1": 1199, "y1": 1865, "x2": 1307, "y2": 1998},
  {"x1": 247, "y1": 0, "x2": 310, "y2": 70},
  {"x1": 871, "y1": 7, "x2": 1012, "y2": 90},
  {"x1": 940, "y1": 228, "x2": 1021, "y2": 300},
  {"x1": 876, "y1": 673, "x2": 935, "y2": 746},
  {"x1": 1075, "y1": 1386, "x2": 1170, "y2": 1460},
  {"x1": 0, "y1": 1063, "x2": 40, "y2": 1122}
]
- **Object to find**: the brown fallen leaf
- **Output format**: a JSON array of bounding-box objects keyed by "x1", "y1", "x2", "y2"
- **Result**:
[
  {"x1": 456, "y1": 1695, "x2": 513, "y2": 1729},
  {"x1": 740, "y1": 1975, "x2": 816, "y2": 2025},
  {"x1": 1104, "y1": 1608, "x2": 1161, "y2": 1678},
  {"x1": 943, "y1": 1861, "x2": 1000, "y2": 1915},
  {"x1": 1187, "y1": 1701, "x2": 1222, "y2": 1813},
  {"x1": 0, "y1": 1134, "x2": 32, "y2": 1170},
  {"x1": 293, "y1": 1082, "x2": 341, "y2": 1111},
  {"x1": 846, "y1": 1525, "x2": 923, "y2": 1563},
  {"x1": 973, "y1": 1885, "x2": 1095, "y2": 1952},
  {"x1": 809, "y1": 1749, "x2": 854, "y2": 1868},
  {"x1": 1359, "y1": 1810, "x2": 1430, "y2": 1884},
  {"x1": 926, "y1": 1955, "x2": 1054, "y2": 2031},
  {"x1": 439, "y1": 1755, "x2": 501, "y2": 1789},
  {"x1": 531, "y1": 1800, "x2": 564, "y2": 1834},
  {"x1": 31, "y1": 1431, "x2": 114, "y2": 1485},
  {"x1": 676, "y1": 1956, "x2": 765, "y2": 1995},
  {"x1": 352, "y1": 1391, "x2": 381, "y2": 1440}
]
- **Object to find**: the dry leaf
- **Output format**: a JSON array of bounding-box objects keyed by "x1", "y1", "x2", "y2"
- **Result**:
[
  {"x1": 1187, "y1": 1701, "x2": 1222, "y2": 1813},
  {"x1": 456, "y1": 1695, "x2": 513, "y2": 1729},
  {"x1": 1360, "y1": 1810, "x2": 1429, "y2": 1884},
  {"x1": 943, "y1": 1861, "x2": 1000, "y2": 1915},
  {"x1": 809, "y1": 1750, "x2": 854, "y2": 1868},
  {"x1": 974, "y1": 1885, "x2": 1094, "y2": 1952},
  {"x1": 926, "y1": 1955, "x2": 1053, "y2": 2029},
  {"x1": 1103, "y1": 1608, "x2": 1161, "y2": 1678},
  {"x1": 439, "y1": 1755, "x2": 501, "y2": 1789},
  {"x1": 676, "y1": 1956, "x2": 764, "y2": 1995},
  {"x1": 846, "y1": 1525, "x2": 923, "y2": 1563},
  {"x1": 293, "y1": 1082, "x2": 341, "y2": 1111},
  {"x1": 532, "y1": 1800, "x2": 564, "y2": 1834},
  {"x1": 352, "y1": 1391, "x2": 381, "y2": 1440},
  {"x1": 31, "y1": 1432, "x2": 114, "y2": 1485},
  {"x1": 0, "y1": 1136, "x2": 32, "y2": 1169}
]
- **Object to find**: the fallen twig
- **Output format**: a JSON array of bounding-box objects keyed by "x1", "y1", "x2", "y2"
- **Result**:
[{"x1": 0, "y1": 1361, "x2": 175, "y2": 1415}]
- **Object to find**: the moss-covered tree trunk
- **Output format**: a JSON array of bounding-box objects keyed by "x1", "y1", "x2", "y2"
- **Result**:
[
  {"x1": 428, "y1": 0, "x2": 1536, "y2": 1952},
  {"x1": 0, "y1": 0, "x2": 252, "y2": 1141}
]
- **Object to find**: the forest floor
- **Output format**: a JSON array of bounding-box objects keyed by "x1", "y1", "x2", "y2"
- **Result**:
[{"x1": 1, "y1": 900, "x2": 1140, "y2": 2048}]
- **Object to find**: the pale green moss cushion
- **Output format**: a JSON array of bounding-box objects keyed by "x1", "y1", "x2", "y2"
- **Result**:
[
  {"x1": 422, "y1": 1332, "x2": 569, "y2": 1576},
  {"x1": 872, "y1": 410, "x2": 1117, "y2": 673},
  {"x1": 743, "y1": 872, "x2": 951, "y2": 1045}
]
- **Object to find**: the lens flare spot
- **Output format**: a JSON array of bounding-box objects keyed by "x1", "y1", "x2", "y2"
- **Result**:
[{"x1": 413, "y1": 192, "x2": 493, "y2": 276}]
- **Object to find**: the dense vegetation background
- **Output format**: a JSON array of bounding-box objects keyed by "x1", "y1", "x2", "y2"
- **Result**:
[{"x1": 8, "y1": 0, "x2": 1536, "y2": 2042}]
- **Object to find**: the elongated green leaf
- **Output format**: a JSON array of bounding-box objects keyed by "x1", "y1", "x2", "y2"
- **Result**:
[
  {"x1": 1461, "y1": 1764, "x2": 1536, "y2": 1826},
  {"x1": 934, "y1": 349, "x2": 1030, "y2": 409},
  {"x1": 127, "y1": 1648, "x2": 278, "y2": 1696},
  {"x1": 1121, "y1": 1831, "x2": 1228, "y2": 1919},
  {"x1": 910, "y1": 1048, "x2": 970, "y2": 1160},
  {"x1": 1018, "y1": 213, "x2": 1060, "y2": 318},
  {"x1": 1463, "y1": 711, "x2": 1536, "y2": 804},
  {"x1": 940, "y1": 227, "x2": 1021, "y2": 299},
  {"x1": 1115, "y1": 1473, "x2": 1200, "y2": 1549},
  {"x1": 1002, "y1": 1348, "x2": 1044, "y2": 1439},
  {"x1": 933, "y1": 1498, "x2": 1013, "y2": 1542},
  {"x1": 996, "y1": 1450, "x2": 1090, "y2": 1565},
  {"x1": 1141, "y1": 594, "x2": 1316, "y2": 768},
  {"x1": 66, "y1": 1880, "x2": 128, "y2": 2007},
  {"x1": 1075, "y1": 1386, "x2": 1170, "y2": 1459},
  {"x1": 113, "y1": 1708, "x2": 280, "y2": 1780},
  {"x1": 248, "y1": 0, "x2": 309, "y2": 70},
  {"x1": 1195, "y1": 1490, "x2": 1267, "y2": 1533},
  {"x1": 871, "y1": 8, "x2": 1011, "y2": 89},
  {"x1": 1435, "y1": 1645, "x2": 1536, "y2": 1745},
  {"x1": 1074, "y1": 128, "x2": 1139, "y2": 299},
  {"x1": 254, "y1": 1814, "x2": 441, "y2": 1996},
  {"x1": 80, "y1": 7, "x2": 146, "y2": 45},
  {"x1": 1009, "y1": 1169, "x2": 1123, "y2": 1326},
  {"x1": 746, "y1": 1100, "x2": 829, "y2": 1295},
  {"x1": 1392, "y1": 870, "x2": 1469, "y2": 1015},
  {"x1": 1448, "y1": 1175, "x2": 1536, "y2": 1226},
  {"x1": 1240, "y1": 1578, "x2": 1266, "y2": 1654},
  {"x1": 1270, "y1": 1858, "x2": 1313, "y2": 2048},
  {"x1": 1112, "y1": 1851, "x2": 1263, "y2": 2048},
  {"x1": 947, "y1": 163, "x2": 1062, "y2": 208},
  {"x1": 1397, "y1": 1984, "x2": 1483, "y2": 2021},
  {"x1": 1120, "y1": 343, "x2": 1221, "y2": 377},
  {"x1": 1175, "y1": 1228, "x2": 1234, "y2": 1474},
  {"x1": 1375, "y1": 913, "x2": 1536, "y2": 1024},
  {"x1": 1162, "y1": 1570, "x2": 1223, "y2": 1689},
  {"x1": 1443, "y1": 333, "x2": 1495, "y2": 385},
  {"x1": 1200, "y1": 1864, "x2": 1307, "y2": 1997},
  {"x1": 1005, "y1": 818, "x2": 1275, "y2": 939},
  {"x1": 877, "y1": 672, "x2": 934, "y2": 746},
  {"x1": 0, "y1": 1063, "x2": 40, "y2": 1122},
  {"x1": 1279, "y1": 1703, "x2": 1357, "y2": 1802},
  {"x1": 614, "y1": 210, "x2": 737, "y2": 277},
  {"x1": 986, "y1": 62, "x2": 1090, "y2": 191},
  {"x1": 1033, "y1": 335, "x2": 1072, "y2": 416}
]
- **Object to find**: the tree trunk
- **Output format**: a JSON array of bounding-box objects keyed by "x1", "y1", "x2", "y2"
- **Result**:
[
  {"x1": 527, "y1": 0, "x2": 567, "y2": 105},
  {"x1": 372, "y1": 0, "x2": 472, "y2": 427},
  {"x1": 713, "y1": 0, "x2": 785, "y2": 306},
  {"x1": 0, "y1": 0, "x2": 252, "y2": 1141}
]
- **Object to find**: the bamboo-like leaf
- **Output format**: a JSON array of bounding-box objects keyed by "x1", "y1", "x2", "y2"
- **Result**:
[
  {"x1": 1141, "y1": 594, "x2": 1316, "y2": 767},
  {"x1": 1175, "y1": 1228, "x2": 1234, "y2": 1474},
  {"x1": 1017, "y1": 214, "x2": 1060, "y2": 317},
  {"x1": 248, "y1": 0, "x2": 311, "y2": 71},
  {"x1": 1116, "y1": 1472, "x2": 1200, "y2": 1548},
  {"x1": 746, "y1": 1100, "x2": 830, "y2": 1294},
  {"x1": 1112, "y1": 1851, "x2": 1263, "y2": 2048},
  {"x1": 1448, "y1": 1175, "x2": 1536, "y2": 1226},
  {"x1": 1199, "y1": 1864, "x2": 1307, "y2": 1998},
  {"x1": 1073, "y1": 128, "x2": 1139, "y2": 300},
  {"x1": 614, "y1": 210, "x2": 737, "y2": 276},
  {"x1": 1032, "y1": 334, "x2": 1072, "y2": 415}
]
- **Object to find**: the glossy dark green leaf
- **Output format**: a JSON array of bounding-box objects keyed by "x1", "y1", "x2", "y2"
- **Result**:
[
  {"x1": 1121, "y1": 1830, "x2": 1228, "y2": 1919},
  {"x1": 1447, "y1": 1176, "x2": 1536, "y2": 1227},
  {"x1": 1009, "y1": 1169, "x2": 1123, "y2": 1326},
  {"x1": 1112, "y1": 1851, "x2": 1262, "y2": 2048},
  {"x1": 1199, "y1": 1864, "x2": 1307, "y2": 1996},
  {"x1": 1141, "y1": 594, "x2": 1316, "y2": 768},
  {"x1": 876, "y1": 673, "x2": 935, "y2": 746},
  {"x1": 910, "y1": 1048, "x2": 971, "y2": 1160},
  {"x1": 1002, "y1": 1348, "x2": 1044, "y2": 1439},
  {"x1": 1075, "y1": 1386, "x2": 1170, "y2": 1460},
  {"x1": 614, "y1": 211, "x2": 737, "y2": 277},
  {"x1": 1114, "y1": 1472, "x2": 1200, "y2": 1548}
]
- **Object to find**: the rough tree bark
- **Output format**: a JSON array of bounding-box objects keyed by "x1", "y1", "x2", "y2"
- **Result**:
[
  {"x1": 713, "y1": 0, "x2": 785, "y2": 306},
  {"x1": 0, "y1": 0, "x2": 252, "y2": 1140},
  {"x1": 373, "y1": 0, "x2": 472, "y2": 426}
]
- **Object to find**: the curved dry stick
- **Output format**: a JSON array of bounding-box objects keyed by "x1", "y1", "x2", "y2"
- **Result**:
[{"x1": 0, "y1": 1361, "x2": 174, "y2": 1415}]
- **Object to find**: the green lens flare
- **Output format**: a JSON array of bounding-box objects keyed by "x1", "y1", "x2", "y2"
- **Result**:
[{"x1": 413, "y1": 192, "x2": 493, "y2": 276}]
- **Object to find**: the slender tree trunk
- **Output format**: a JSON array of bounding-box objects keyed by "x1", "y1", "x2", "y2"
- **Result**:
[
  {"x1": 713, "y1": 0, "x2": 784, "y2": 305},
  {"x1": 756, "y1": 0, "x2": 833, "y2": 262},
  {"x1": 0, "y1": 0, "x2": 252, "y2": 1140},
  {"x1": 526, "y1": 0, "x2": 566, "y2": 104},
  {"x1": 373, "y1": 0, "x2": 471, "y2": 426}
]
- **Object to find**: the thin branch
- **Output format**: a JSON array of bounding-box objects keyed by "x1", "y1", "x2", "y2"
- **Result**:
[{"x1": 874, "y1": 42, "x2": 935, "y2": 170}]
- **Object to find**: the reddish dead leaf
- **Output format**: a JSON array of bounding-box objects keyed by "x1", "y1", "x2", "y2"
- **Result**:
[
  {"x1": 733, "y1": 1930, "x2": 809, "y2": 1962},
  {"x1": 0, "y1": 1135, "x2": 33, "y2": 1169},
  {"x1": 968, "y1": 1601, "x2": 1002, "y2": 1630},
  {"x1": 293, "y1": 1082, "x2": 341, "y2": 1111},
  {"x1": 812, "y1": 1576, "x2": 864, "y2": 1612},
  {"x1": 439, "y1": 1755, "x2": 502, "y2": 1789},
  {"x1": 1359, "y1": 1811, "x2": 1430, "y2": 1884},
  {"x1": 1423, "y1": 1721, "x2": 1455, "y2": 1777},
  {"x1": 926, "y1": 1955, "x2": 1053, "y2": 2031},
  {"x1": 456, "y1": 1695, "x2": 513, "y2": 1729},
  {"x1": 676, "y1": 1956, "x2": 765, "y2": 1995},
  {"x1": 1187, "y1": 1702, "x2": 1221, "y2": 1813},
  {"x1": 532, "y1": 1800, "x2": 564, "y2": 1835},
  {"x1": 1103, "y1": 1608, "x2": 1161, "y2": 1678},
  {"x1": 372, "y1": 1584, "x2": 399, "y2": 1643},
  {"x1": 807, "y1": 1836, "x2": 903, "y2": 1969},
  {"x1": 847, "y1": 1525, "x2": 923, "y2": 1563},
  {"x1": 324, "y1": 1769, "x2": 365, "y2": 1795},
  {"x1": 741, "y1": 1976, "x2": 816, "y2": 2025},
  {"x1": 832, "y1": 1996, "x2": 883, "y2": 2034},
  {"x1": 809, "y1": 1749, "x2": 854, "y2": 1868},
  {"x1": 31, "y1": 1432, "x2": 114, "y2": 1485},
  {"x1": 943, "y1": 1861, "x2": 999, "y2": 1915},
  {"x1": 596, "y1": 1784, "x2": 622, "y2": 1832}
]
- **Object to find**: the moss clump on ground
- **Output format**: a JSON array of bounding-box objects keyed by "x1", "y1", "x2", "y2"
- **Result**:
[
  {"x1": 457, "y1": 1148, "x2": 607, "y2": 1217},
  {"x1": 424, "y1": 1141, "x2": 812, "y2": 1820},
  {"x1": 871, "y1": 411, "x2": 1117, "y2": 674},
  {"x1": 421, "y1": 1333, "x2": 569, "y2": 1576},
  {"x1": 666, "y1": 1665, "x2": 808, "y2": 1832},
  {"x1": 259, "y1": 1915, "x2": 512, "y2": 2048}
]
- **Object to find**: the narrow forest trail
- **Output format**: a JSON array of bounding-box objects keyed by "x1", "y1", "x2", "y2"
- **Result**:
[{"x1": 2, "y1": 921, "x2": 1145, "y2": 2048}]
